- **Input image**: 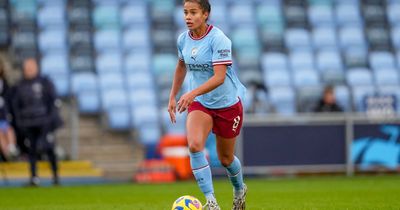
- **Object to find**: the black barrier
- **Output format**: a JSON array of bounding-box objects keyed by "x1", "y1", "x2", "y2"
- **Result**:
[{"x1": 242, "y1": 125, "x2": 346, "y2": 166}]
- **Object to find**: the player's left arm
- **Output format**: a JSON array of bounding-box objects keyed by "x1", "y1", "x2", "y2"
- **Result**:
[{"x1": 177, "y1": 65, "x2": 226, "y2": 113}]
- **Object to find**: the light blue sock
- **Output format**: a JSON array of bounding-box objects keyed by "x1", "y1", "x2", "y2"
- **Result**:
[
  {"x1": 225, "y1": 156, "x2": 244, "y2": 192},
  {"x1": 189, "y1": 151, "x2": 215, "y2": 201}
]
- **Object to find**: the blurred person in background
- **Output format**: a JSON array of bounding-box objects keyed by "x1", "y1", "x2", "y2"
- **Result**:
[
  {"x1": 12, "y1": 58, "x2": 62, "y2": 186},
  {"x1": 168, "y1": 0, "x2": 247, "y2": 209},
  {"x1": 0, "y1": 57, "x2": 19, "y2": 160},
  {"x1": 245, "y1": 81, "x2": 275, "y2": 114},
  {"x1": 314, "y1": 85, "x2": 343, "y2": 113}
]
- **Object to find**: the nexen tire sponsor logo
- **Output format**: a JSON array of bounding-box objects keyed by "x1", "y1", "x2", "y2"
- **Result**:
[{"x1": 187, "y1": 63, "x2": 210, "y2": 71}]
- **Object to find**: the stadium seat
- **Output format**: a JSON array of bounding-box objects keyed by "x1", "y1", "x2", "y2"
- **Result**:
[
  {"x1": 387, "y1": 3, "x2": 400, "y2": 27},
  {"x1": 71, "y1": 72, "x2": 98, "y2": 94},
  {"x1": 285, "y1": 29, "x2": 312, "y2": 52},
  {"x1": 285, "y1": 5, "x2": 307, "y2": 28},
  {"x1": 152, "y1": 54, "x2": 177, "y2": 77},
  {"x1": 106, "y1": 107, "x2": 131, "y2": 131},
  {"x1": 363, "y1": 5, "x2": 386, "y2": 26},
  {"x1": 264, "y1": 70, "x2": 291, "y2": 87},
  {"x1": 77, "y1": 91, "x2": 101, "y2": 114},
  {"x1": 308, "y1": 5, "x2": 334, "y2": 27},
  {"x1": 352, "y1": 85, "x2": 376, "y2": 112},
  {"x1": 37, "y1": 5, "x2": 65, "y2": 28},
  {"x1": 208, "y1": 2, "x2": 228, "y2": 24},
  {"x1": 129, "y1": 89, "x2": 157, "y2": 108},
  {"x1": 334, "y1": 85, "x2": 352, "y2": 112},
  {"x1": 289, "y1": 52, "x2": 315, "y2": 71},
  {"x1": 346, "y1": 68, "x2": 374, "y2": 87},
  {"x1": 374, "y1": 69, "x2": 400, "y2": 86},
  {"x1": 231, "y1": 27, "x2": 259, "y2": 50},
  {"x1": 235, "y1": 48, "x2": 261, "y2": 69},
  {"x1": 41, "y1": 53, "x2": 68, "y2": 75},
  {"x1": 256, "y1": 3, "x2": 284, "y2": 27},
  {"x1": 95, "y1": 52, "x2": 123, "y2": 74},
  {"x1": 68, "y1": 30, "x2": 91, "y2": 50},
  {"x1": 68, "y1": 7, "x2": 91, "y2": 26},
  {"x1": 269, "y1": 87, "x2": 296, "y2": 115},
  {"x1": 47, "y1": 73, "x2": 69, "y2": 97},
  {"x1": 94, "y1": 29, "x2": 121, "y2": 52},
  {"x1": 229, "y1": 2, "x2": 254, "y2": 25},
  {"x1": 121, "y1": 3, "x2": 149, "y2": 27},
  {"x1": 92, "y1": 5, "x2": 119, "y2": 29},
  {"x1": 339, "y1": 27, "x2": 367, "y2": 50},
  {"x1": 131, "y1": 105, "x2": 160, "y2": 128},
  {"x1": 369, "y1": 52, "x2": 396, "y2": 70},
  {"x1": 293, "y1": 69, "x2": 320, "y2": 87},
  {"x1": 12, "y1": 32, "x2": 36, "y2": 50},
  {"x1": 126, "y1": 72, "x2": 154, "y2": 90},
  {"x1": 101, "y1": 89, "x2": 129, "y2": 111},
  {"x1": 70, "y1": 53, "x2": 94, "y2": 73},
  {"x1": 38, "y1": 28, "x2": 67, "y2": 53},
  {"x1": 122, "y1": 28, "x2": 151, "y2": 51},
  {"x1": 152, "y1": 27, "x2": 176, "y2": 53},
  {"x1": 150, "y1": 0, "x2": 175, "y2": 25},
  {"x1": 261, "y1": 53, "x2": 288, "y2": 72},
  {"x1": 312, "y1": 27, "x2": 337, "y2": 50},
  {"x1": 335, "y1": 4, "x2": 362, "y2": 27},
  {"x1": 124, "y1": 52, "x2": 151, "y2": 72},
  {"x1": 316, "y1": 50, "x2": 343, "y2": 72},
  {"x1": 343, "y1": 47, "x2": 369, "y2": 68},
  {"x1": 98, "y1": 73, "x2": 125, "y2": 91},
  {"x1": 137, "y1": 124, "x2": 161, "y2": 145},
  {"x1": 366, "y1": 27, "x2": 391, "y2": 51},
  {"x1": 391, "y1": 27, "x2": 400, "y2": 50}
]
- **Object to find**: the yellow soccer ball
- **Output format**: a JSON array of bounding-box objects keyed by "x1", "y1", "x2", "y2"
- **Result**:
[{"x1": 171, "y1": 195, "x2": 203, "y2": 210}]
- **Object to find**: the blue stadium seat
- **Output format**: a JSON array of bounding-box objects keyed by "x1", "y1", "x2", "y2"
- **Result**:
[
  {"x1": 47, "y1": 73, "x2": 69, "y2": 97},
  {"x1": 308, "y1": 0, "x2": 333, "y2": 6},
  {"x1": 107, "y1": 107, "x2": 131, "y2": 131},
  {"x1": 235, "y1": 47, "x2": 261, "y2": 69},
  {"x1": 122, "y1": 28, "x2": 151, "y2": 51},
  {"x1": 339, "y1": 27, "x2": 367, "y2": 50},
  {"x1": 293, "y1": 69, "x2": 320, "y2": 87},
  {"x1": 387, "y1": 4, "x2": 400, "y2": 27},
  {"x1": 264, "y1": 70, "x2": 291, "y2": 87},
  {"x1": 152, "y1": 54, "x2": 177, "y2": 76},
  {"x1": 129, "y1": 89, "x2": 157, "y2": 108},
  {"x1": 308, "y1": 5, "x2": 334, "y2": 27},
  {"x1": 346, "y1": 68, "x2": 374, "y2": 87},
  {"x1": 71, "y1": 72, "x2": 98, "y2": 95},
  {"x1": 137, "y1": 125, "x2": 161, "y2": 145},
  {"x1": 94, "y1": 29, "x2": 121, "y2": 52},
  {"x1": 101, "y1": 89, "x2": 129, "y2": 111},
  {"x1": 92, "y1": 5, "x2": 119, "y2": 29},
  {"x1": 377, "y1": 85, "x2": 400, "y2": 112},
  {"x1": 41, "y1": 53, "x2": 68, "y2": 75},
  {"x1": 231, "y1": 27, "x2": 259, "y2": 50},
  {"x1": 98, "y1": 73, "x2": 125, "y2": 90},
  {"x1": 391, "y1": 27, "x2": 400, "y2": 50},
  {"x1": 269, "y1": 87, "x2": 296, "y2": 115},
  {"x1": 335, "y1": 4, "x2": 363, "y2": 27},
  {"x1": 316, "y1": 50, "x2": 343, "y2": 72},
  {"x1": 150, "y1": 0, "x2": 175, "y2": 24},
  {"x1": 256, "y1": 3, "x2": 284, "y2": 27},
  {"x1": 121, "y1": 3, "x2": 149, "y2": 27},
  {"x1": 352, "y1": 86, "x2": 376, "y2": 112},
  {"x1": 131, "y1": 105, "x2": 160, "y2": 128},
  {"x1": 125, "y1": 52, "x2": 151, "y2": 72},
  {"x1": 229, "y1": 2, "x2": 255, "y2": 25},
  {"x1": 285, "y1": 29, "x2": 312, "y2": 52},
  {"x1": 261, "y1": 53, "x2": 288, "y2": 72},
  {"x1": 374, "y1": 69, "x2": 400, "y2": 86},
  {"x1": 37, "y1": 5, "x2": 65, "y2": 28},
  {"x1": 126, "y1": 72, "x2": 154, "y2": 89},
  {"x1": 77, "y1": 91, "x2": 101, "y2": 114},
  {"x1": 369, "y1": 52, "x2": 396, "y2": 70},
  {"x1": 174, "y1": 6, "x2": 184, "y2": 27},
  {"x1": 208, "y1": 2, "x2": 228, "y2": 24},
  {"x1": 335, "y1": 85, "x2": 352, "y2": 112},
  {"x1": 343, "y1": 47, "x2": 369, "y2": 68},
  {"x1": 38, "y1": 29, "x2": 67, "y2": 53},
  {"x1": 289, "y1": 52, "x2": 315, "y2": 70},
  {"x1": 96, "y1": 52, "x2": 122, "y2": 74},
  {"x1": 312, "y1": 27, "x2": 337, "y2": 50},
  {"x1": 297, "y1": 86, "x2": 323, "y2": 112}
]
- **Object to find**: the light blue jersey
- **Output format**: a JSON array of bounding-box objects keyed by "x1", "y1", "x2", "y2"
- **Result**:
[{"x1": 177, "y1": 25, "x2": 246, "y2": 109}]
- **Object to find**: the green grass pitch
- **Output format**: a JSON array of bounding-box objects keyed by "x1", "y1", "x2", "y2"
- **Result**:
[{"x1": 0, "y1": 175, "x2": 399, "y2": 210}]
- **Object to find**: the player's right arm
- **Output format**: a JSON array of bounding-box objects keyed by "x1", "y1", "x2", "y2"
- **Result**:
[{"x1": 168, "y1": 59, "x2": 187, "y2": 123}]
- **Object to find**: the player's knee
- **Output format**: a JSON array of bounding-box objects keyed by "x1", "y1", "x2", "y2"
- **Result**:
[
  {"x1": 219, "y1": 155, "x2": 234, "y2": 167},
  {"x1": 188, "y1": 141, "x2": 203, "y2": 153}
]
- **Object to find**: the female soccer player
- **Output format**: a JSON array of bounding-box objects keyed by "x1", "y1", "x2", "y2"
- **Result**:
[{"x1": 168, "y1": 0, "x2": 247, "y2": 209}]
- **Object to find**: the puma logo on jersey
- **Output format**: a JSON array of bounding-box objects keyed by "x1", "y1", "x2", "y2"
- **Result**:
[{"x1": 232, "y1": 116, "x2": 241, "y2": 132}]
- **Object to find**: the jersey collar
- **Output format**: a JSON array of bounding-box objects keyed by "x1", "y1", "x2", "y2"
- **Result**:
[{"x1": 189, "y1": 25, "x2": 213, "y2": 40}]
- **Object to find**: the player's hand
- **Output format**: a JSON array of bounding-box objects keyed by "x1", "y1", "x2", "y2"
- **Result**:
[
  {"x1": 177, "y1": 92, "x2": 196, "y2": 113},
  {"x1": 168, "y1": 97, "x2": 177, "y2": 124}
]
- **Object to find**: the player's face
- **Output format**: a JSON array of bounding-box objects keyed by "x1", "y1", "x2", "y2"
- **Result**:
[{"x1": 183, "y1": 2, "x2": 208, "y2": 30}]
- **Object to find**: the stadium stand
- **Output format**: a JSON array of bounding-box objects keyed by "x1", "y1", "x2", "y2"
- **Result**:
[{"x1": 0, "y1": 0, "x2": 398, "y2": 146}]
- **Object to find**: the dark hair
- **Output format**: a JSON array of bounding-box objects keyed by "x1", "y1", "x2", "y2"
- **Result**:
[
  {"x1": 183, "y1": 0, "x2": 211, "y2": 20},
  {"x1": 323, "y1": 85, "x2": 334, "y2": 95}
]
